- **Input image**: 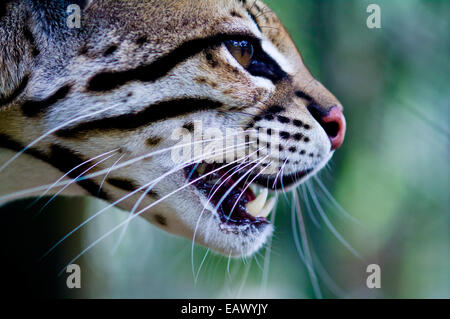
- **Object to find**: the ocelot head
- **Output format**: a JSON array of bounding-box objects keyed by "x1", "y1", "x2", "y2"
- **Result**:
[{"x1": 0, "y1": 0, "x2": 346, "y2": 257}]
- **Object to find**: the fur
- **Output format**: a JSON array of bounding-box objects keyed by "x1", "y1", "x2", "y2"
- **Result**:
[{"x1": 0, "y1": 0, "x2": 343, "y2": 257}]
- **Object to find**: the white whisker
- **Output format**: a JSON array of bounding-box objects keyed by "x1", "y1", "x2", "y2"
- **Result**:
[
  {"x1": 1, "y1": 132, "x2": 251, "y2": 202},
  {"x1": 306, "y1": 182, "x2": 364, "y2": 261},
  {"x1": 56, "y1": 150, "x2": 253, "y2": 274},
  {"x1": 0, "y1": 104, "x2": 118, "y2": 174},
  {"x1": 293, "y1": 190, "x2": 322, "y2": 298},
  {"x1": 42, "y1": 143, "x2": 253, "y2": 262},
  {"x1": 98, "y1": 154, "x2": 125, "y2": 196},
  {"x1": 25, "y1": 149, "x2": 119, "y2": 210},
  {"x1": 191, "y1": 149, "x2": 261, "y2": 281},
  {"x1": 34, "y1": 152, "x2": 118, "y2": 217},
  {"x1": 313, "y1": 176, "x2": 361, "y2": 225}
]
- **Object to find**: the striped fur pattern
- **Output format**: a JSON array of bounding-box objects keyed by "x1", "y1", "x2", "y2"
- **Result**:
[{"x1": 0, "y1": 0, "x2": 343, "y2": 257}]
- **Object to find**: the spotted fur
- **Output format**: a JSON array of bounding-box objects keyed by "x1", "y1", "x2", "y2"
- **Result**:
[{"x1": 0, "y1": 0, "x2": 344, "y2": 257}]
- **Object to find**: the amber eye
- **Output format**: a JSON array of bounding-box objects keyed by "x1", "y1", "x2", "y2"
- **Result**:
[{"x1": 225, "y1": 40, "x2": 254, "y2": 68}]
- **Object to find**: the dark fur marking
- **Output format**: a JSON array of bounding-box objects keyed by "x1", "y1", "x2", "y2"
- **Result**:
[
  {"x1": 87, "y1": 34, "x2": 244, "y2": 91},
  {"x1": 182, "y1": 122, "x2": 195, "y2": 132},
  {"x1": 231, "y1": 10, "x2": 243, "y2": 18},
  {"x1": 205, "y1": 51, "x2": 219, "y2": 68},
  {"x1": 78, "y1": 45, "x2": 89, "y2": 55},
  {"x1": 87, "y1": 33, "x2": 285, "y2": 91},
  {"x1": 277, "y1": 116, "x2": 290, "y2": 124},
  {"x1": 147, "y1": 136, "x2": 162, "y2": 146},
  {"x1": 103, "y1": 45, "x2": 118, "y2": 57},
  {"x1": 0, "y1": 133, "x2": 108, "y2": 200},
  {"x1": 295, "y1": 91, "x2": 313, "y2": 102},
  {"x1": 246, "y1": 9, "x2": 261, "y2": 32},
  {"x1": 154, "y1": 214, "x2": 167, "y2": 226},
  {"x1": 49, "y1": 145, "x2": 109, "y2": 199},
  {"x1": 21, "y1": 84, "x2": 71, "y2": 117},
  {"x1": 293, "y1": 133, "x2": 303, "y2": 141},
  {"x1": 266, "y1": 105, "x2": 285, "y2": 114},
  {"x1": 136, "y1": 36, "x2": 147, "y2": 46},
  {"x1": 107, "y1": 178, "x2": 137, "y2": 192},
  {"x1": 293, "y1": 119, "x2": 303, "y2": 127},
  {"x1": 23, "y1": 26, "x2": 40, "y2": 57},
  {"x1": 56, "y1": 98, "x2": 223, "y2": 138},
  {"x1": 0, "y1": 75, "x2": 29, "y2": 108},
  {"x1": 108, "y1": 178, "x2": 158, "y2": 197}
]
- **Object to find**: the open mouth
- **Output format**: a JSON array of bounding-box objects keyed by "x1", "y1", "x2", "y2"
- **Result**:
[{"x1": 185, "y1": 162, "x2": 312, "y2": 227}]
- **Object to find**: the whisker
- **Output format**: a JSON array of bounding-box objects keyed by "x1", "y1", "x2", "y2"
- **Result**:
[
  {"x1": 0, "y1": 104, "x2": 118, "y2": 174},
  {"x1": 236, "y1": 258, "x2": 252, "y2": 298},
  {"x1": 313, "y1": 176, "x2": 361, "y2": 225},
  {"x1": 226, "y1": 251, "x2": 233, "y2": 282},
  {"x1": 218, "y1": 156, "x2": 269, "y2": 222},
  {"x1": 55, "y1": 150, "x2": 253, "y2": 274},
  {"x1": 306, "y1": 182, "x2": 364, "y2": 261},
  {"x1": 259, "y1": 192, "x2": 277, "y2": 297},
  {"x1": 25, "y1": 149, "x2": 119, "y2": 210},
  {"x1": 258, "y1": 25, "x2": 280, "y2": 31},
  {"x1": 42, "y1": 143, "x2": 253, "y2": 262},
  {"x1": 191, "y1": 149, "x2": 262, "y2": 280},
  {"x1": 277, "y1": 159, "x2": 290, "y2": 204},
  {"x1": 194, "y1": 248, "x2": 210, "y2": 284},
  {"x1": 98, "y1": 154, "x2": 125, "y2": 196},
  {"x1": 299, "y1": 185, "x2": 321, "y2": 228},
  {"x1": 228, "y1": 159, "x2": 271, "y2": 217},
  {"x1": 310, "y1": 248, "x2": 347, "y2": 298},
  {"x1": 192, "y1": 153, "x2": 267, "y2": 280},
  {"x1": 1, "y1": 133, "x2": 251, "y2": 202},
  {"x1": 33, "y1": 152, "x2": 118, "y2": 218},
  {"x1": 293, "y1": 190, "x2": 322, "y2": 298}
]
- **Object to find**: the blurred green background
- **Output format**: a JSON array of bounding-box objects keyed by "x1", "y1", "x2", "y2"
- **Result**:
[{"x1": 2, "y1": 0, "x2": 448, "y2": 298}]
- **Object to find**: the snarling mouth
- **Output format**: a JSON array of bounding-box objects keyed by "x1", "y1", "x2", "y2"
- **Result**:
[{"x1": 185, "y1": 162, "x2": 312, "y2": 227}]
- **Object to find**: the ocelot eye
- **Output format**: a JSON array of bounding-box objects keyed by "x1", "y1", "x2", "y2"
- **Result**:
[{"x1": 225, "y1": 40, "x2": 254, "y2": 68}]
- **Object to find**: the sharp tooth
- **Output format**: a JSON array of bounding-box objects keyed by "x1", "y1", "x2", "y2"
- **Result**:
[
  {"x1": 246, "y1": 189, "x2": 268, "y2": 217},
  {"x1": 257, "y1": 197, "x2": 276, "y2": 218}
]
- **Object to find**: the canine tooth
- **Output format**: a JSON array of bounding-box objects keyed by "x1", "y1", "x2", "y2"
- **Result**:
[
  {"x1": 258, "y1": 197, "x2": 276, "y2": 218},
  {"x1": 246, "y1": 189, "x2": 268, "y2": 217}
]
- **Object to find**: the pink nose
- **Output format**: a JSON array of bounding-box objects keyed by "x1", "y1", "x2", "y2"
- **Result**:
[
  {"x1": 307, "y1": 105, "x2": 346, "y2": 150},
  {"x1": 322, "y1": 106, "x2": 346, "y2": 150}
]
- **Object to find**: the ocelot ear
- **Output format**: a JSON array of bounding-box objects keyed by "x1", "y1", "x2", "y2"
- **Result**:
[{"x1": 0, "y1": 0, "x2": 89, "y2": 110}]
